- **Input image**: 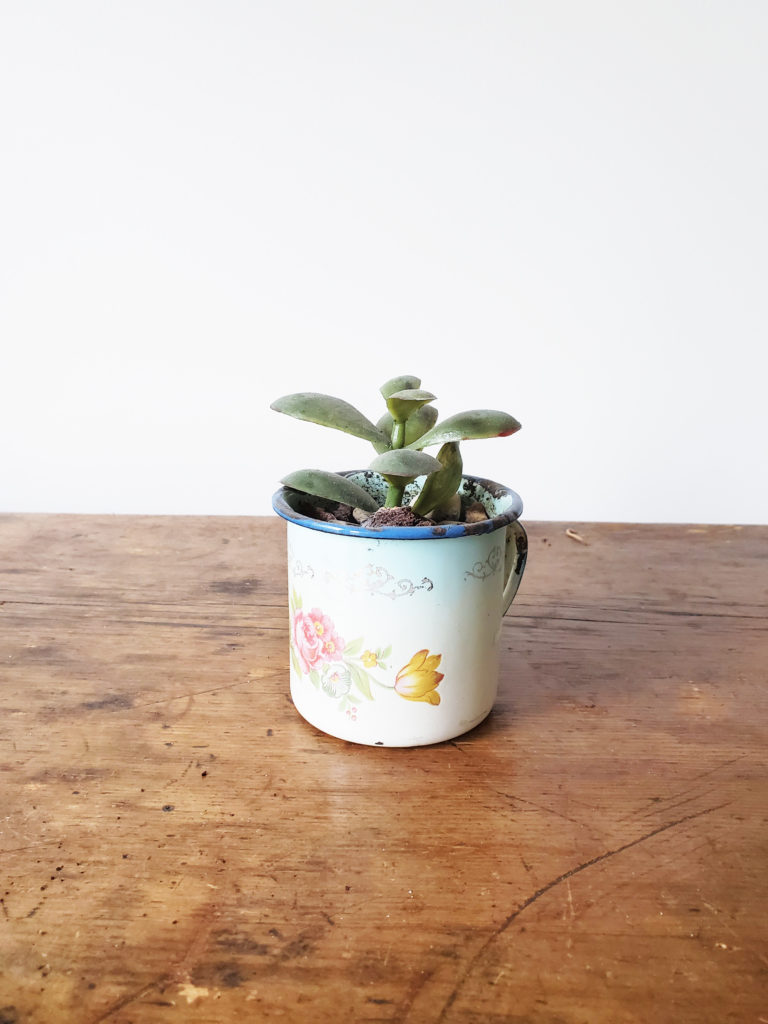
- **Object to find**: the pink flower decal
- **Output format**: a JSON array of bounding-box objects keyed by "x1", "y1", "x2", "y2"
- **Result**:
[{"x1": 291, "y1": 608, "x2": 346, "y2": 675}]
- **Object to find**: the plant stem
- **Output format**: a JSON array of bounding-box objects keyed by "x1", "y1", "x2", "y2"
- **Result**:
[
  {"x1": 385, "y1": 481, "x2": 405, "y2": 507},
  {"x1": 384, "y1": 420, "x2": 407, "y2": 506}
]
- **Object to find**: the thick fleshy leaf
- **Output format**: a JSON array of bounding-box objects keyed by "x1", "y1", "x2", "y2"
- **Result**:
[
  {"x1": 379, "y1": 375, "x2": 421, "y2": 400},
  {"x1": 368, "y1": 449, "x2": 442, "y2": 480},
  {"x1": 408, "y1": 410, "x2": 521, "y2": 449},
  {"x1": 411, "y1": 442, "x2": 463, "y2": 517},
  {"x1": 371, "y1": 416, "x2": 392, "y2": 455},
  {"x1": 271, "y1": 392, "x2": 388, "y2": 445},
  {"x1": 385, "y1": 388, "x2": 437, "y2": 424},
  {"x1": 374, "y1": 405, "x2": 438, "y2": 452},
  {"x1": 406, "y1": 404, "x2": 439, "y2": 442},
  {"x1": 281, "y1": 469, "x2": 379, "y2": 512}
]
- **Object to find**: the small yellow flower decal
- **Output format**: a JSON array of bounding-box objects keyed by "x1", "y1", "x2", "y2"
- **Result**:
[
  {"x1": 362, "y1": 650, "x2": 378, "y2": 668},
  {"x1": 394, "y1": 650, "x2": 444, "y2": 705}
]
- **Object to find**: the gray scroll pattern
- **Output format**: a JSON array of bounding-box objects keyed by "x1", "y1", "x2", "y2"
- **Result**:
[
  {"x1": 289, "y1": 558, "x2": 433, "y2": 600},
  {"x1": 464, "y1": 544, "x2": 503, "y2": 581}
]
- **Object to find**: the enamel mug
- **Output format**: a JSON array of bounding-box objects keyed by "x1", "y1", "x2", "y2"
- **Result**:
[{"x1": 272, "y1": 473, "x2": 527, "y2": 747}]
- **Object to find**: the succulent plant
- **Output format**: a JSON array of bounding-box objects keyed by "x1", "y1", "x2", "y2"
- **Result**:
[{"x1": 271, "y1": 375, "x2": 521, "y2": 519}]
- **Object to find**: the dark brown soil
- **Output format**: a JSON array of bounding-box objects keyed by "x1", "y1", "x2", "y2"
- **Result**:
[
  {"x1": 299, "y1": 497, "x2": 490, "y2": 528},
  {"x1": 362, "y1": 506, "x2": 435, "y2": 528},
  {"x1": 310, "y1": 503, "x2": 356, "y2": 523}
]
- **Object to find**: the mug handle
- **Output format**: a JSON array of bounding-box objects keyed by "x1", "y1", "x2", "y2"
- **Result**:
[{"x1": 502, "y1": 520, "x2": 528, "y2": 615}]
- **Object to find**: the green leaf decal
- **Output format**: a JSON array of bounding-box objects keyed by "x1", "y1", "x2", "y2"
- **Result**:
[
  {"x1": 408, "y1": 410, "x2": 522, "y2": 449},
  {"x1": 350, "y1": 663, "x2": 373, "y2": 701},
  {"x1": 271, "y1": 392, "x2": 388, "y2": 446},
  {"x1": 281, "y1": 470, "x2": 379, "y2": 512},
  {"x1": 344, "y1": 637, "x2": 363, "y2": 657}
]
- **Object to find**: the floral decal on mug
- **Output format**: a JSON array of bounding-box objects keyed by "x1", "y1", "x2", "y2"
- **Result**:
[
  {"x1": 394, "y1": 650, "x2": 444, "y2": 705},
  {"x1": 291, "y1": 607, "x2": 346, "y2": 674},
  {"x1": 289, "y1": 589, "x2": 443, "y2": 713}
]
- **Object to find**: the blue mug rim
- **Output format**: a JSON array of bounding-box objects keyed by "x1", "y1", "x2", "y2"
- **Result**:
[{"x1": 272, "y1": 471, "x2": 523, "y2": 540}]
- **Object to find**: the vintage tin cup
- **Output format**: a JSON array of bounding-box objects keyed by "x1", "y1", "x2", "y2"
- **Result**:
[{"x1": 272, "y1": 472, "x2": 527, "y2": 747}]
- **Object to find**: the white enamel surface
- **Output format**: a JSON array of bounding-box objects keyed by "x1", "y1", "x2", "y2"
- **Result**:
[{"x1": 286, "y1": 521, "x2": 512, "y2": 746}]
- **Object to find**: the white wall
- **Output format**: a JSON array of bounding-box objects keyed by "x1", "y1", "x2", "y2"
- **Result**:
[{"x1": 2, "y1": 1, "x2": 766, "y2": 523}]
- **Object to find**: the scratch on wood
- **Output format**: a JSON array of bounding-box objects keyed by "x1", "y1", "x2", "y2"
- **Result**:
[
  {"x1": 399, "y1": 966, "x2": 436, "y2": 1021},
  {"x1": 681, "y1": 754, "x2": 748, "y2": 787},
  {"x1": 434, "y1": 803, "x2": 729, "y2": 1023},
  {"x1": 132, "y1": 673, "x2": 285, "y2": 710},
  {"x1": 91, "y1": 901, "x2": 220, "y2": 1022},
  {"x1": 170, "y1": 906, "x2": 219, "y2": 983},
  {"x1": 88, "y1": 980, "x2": 163, "y2": 1024},
  {"x1": 498, "y1": 791, "x2": 592, "y2": 830},
  {"x1": 620, "y1": 755, "x2": 747, "y2": 823},
  {"x1": 632, "y1": 787, "x2": 719, "y2": 823},
  {"x1": 564, "y1": 878, "x2": 575, "y2": 923}
]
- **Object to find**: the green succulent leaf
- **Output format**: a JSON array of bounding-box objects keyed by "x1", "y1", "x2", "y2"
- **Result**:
[
  {"x1": 406, "y1": 404, "x2": 439, "y2": 442},
  {"x1": 271, "y1": 392, "x2": 388, "y2": 445},
  {"x1": 385, "y1": 388, "x2": 437, "y2": 425},
  {"x1": 368, "y1": 449, "x2": 442, "y2": 480},
  {"x1": 281, "y1": 469, "x2": 379, "y2": 512},
  {"x1": 410, "y1": 442, "x2": 464, "y2": 517},
  {"x1": 373, "y1": 413, "x2": 393, "y2": 454},
  {"x1": 408, "y1": 410, "x2": 521, "y2": 449},
  {"x1": 374, "y1": 405, "x2": 438, "y2": 452},
  {"x1": 379, "y1": 375, "x2": 421, "y2": 400}
]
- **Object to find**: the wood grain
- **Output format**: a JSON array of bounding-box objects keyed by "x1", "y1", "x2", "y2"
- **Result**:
[{"x1": 0, "y1": 515, "x2": 766, "y2": 1023}]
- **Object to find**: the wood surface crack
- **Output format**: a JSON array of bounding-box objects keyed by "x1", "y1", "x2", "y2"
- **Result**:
[
  {"x1": 87, "y1": 905, "x2": 218, "y2": 1023},
  {"x1": 512, "y1": 609, "x2": 767, "y2": 624},
  {"x1": 129, "y1": 672, "x2": 286, "y2": 709},
  {"x1": 617, "y1": 755, "x2": 746, "y2": 823},
  {"x1": 433, "y1": 803, "x2": 729, "y2": 1023},
  {"x1": 88, "y1": 980, "x2": 163, "y2": 1024},
  {"x1": 399, "y1": 966, "x2": 436, "y2": 1020},
  {"x1": 447, "y1": 740, "x2": 468, "y2": 755},
  {"x1": 497, "y1": 791, "x2": 591, "y2": 830}
]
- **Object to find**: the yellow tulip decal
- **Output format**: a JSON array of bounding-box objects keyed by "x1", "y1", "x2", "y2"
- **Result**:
[{"x1": 394, "y1": 650, "x2": 444, "y2": 705}]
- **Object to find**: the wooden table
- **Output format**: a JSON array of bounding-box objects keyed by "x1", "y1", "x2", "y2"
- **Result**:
[{"x1": 1, "y1": 515, "x2": 766, "y2": 1023}]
